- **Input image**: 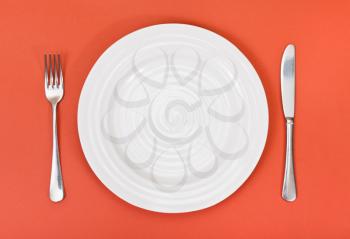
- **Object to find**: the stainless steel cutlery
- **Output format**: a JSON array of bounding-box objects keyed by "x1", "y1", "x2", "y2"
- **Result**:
[
  {"x1": 44, "y1": 54, "x2": 64, "y2": 202},
  {"x1": 281, "y1": 44, "x2": 296, "y2": 202}
]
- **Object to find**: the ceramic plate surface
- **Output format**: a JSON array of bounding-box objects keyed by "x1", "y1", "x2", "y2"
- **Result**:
[{"x1": 78, "y1": 24, "x2": 268, "y2": 213}]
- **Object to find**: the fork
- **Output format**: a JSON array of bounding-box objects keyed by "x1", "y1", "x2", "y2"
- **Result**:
[{"x1": 44, "y1": 54, "x2": 64, "y2": 202}]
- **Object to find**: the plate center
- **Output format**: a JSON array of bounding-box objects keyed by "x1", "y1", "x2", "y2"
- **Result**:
[{"x1": 149, "y1": 85, "x2": 204, "y2": 145}]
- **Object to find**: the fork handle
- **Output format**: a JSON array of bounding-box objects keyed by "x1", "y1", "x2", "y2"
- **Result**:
[
  {"x1": 49, "y1": 104, "x2": 64, "y2": 202},
  {"x1": 282, "y1": 118, "x2": 296, "y2": 201}
]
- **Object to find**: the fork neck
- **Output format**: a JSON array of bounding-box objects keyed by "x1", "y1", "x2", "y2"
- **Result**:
[{"x1": 51, "y1": 104, "x2": 58, "y2": 132}]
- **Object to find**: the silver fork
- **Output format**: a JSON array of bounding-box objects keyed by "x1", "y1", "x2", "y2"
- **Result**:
[{"x1": 44, "y1": 54, "x2": 64, "y2": 202}]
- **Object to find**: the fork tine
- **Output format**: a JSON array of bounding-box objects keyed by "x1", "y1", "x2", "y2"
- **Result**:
[
  {"x1": 49, "y1": 54, "x2": 54, "y2": 87},
  {"x1": 58, "y1": 55, "x2": 63, "y2": 88},
  {"x1": 54, "y1": 55, "x2": 58, "y2": 86},
  {"x1": 44, "y1": 54, "x2": 48, "y2": 88}
]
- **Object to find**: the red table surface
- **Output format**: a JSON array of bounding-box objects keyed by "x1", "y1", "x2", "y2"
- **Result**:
[{"x1": 1, "y1": 0, "x2": 350, "y2": 238}]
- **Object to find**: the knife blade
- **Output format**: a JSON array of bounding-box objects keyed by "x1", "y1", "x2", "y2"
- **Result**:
[
  {"x1": 281, "y1": 44, "x2": 296, "y2": 202},
  {"x1": 281, "y1": 44, "x2": 295, "y2": 118}
]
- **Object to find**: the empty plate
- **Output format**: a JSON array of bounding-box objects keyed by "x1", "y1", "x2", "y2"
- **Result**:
[{"x1": 78, "y1": 24, "x2": 268, "y2": 213}]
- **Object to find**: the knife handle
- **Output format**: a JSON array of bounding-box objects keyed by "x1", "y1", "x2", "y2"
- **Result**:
[{"x1": 282, "y1": 118, "x2": 296, "y2": 201}]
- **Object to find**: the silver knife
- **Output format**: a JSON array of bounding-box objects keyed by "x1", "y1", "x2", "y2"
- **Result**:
[{"x1": 281, "y1": 44, "x2": 296, "y2": 201}]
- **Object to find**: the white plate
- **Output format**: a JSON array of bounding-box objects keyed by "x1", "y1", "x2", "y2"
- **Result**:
[{"x1": 78, "y1": 24, "x2": 268, "y2": 213}]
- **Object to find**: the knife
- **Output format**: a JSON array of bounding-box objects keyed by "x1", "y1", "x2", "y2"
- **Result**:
[{"x1": 281, "y1": 44, "x2": 296, "y2": 202}]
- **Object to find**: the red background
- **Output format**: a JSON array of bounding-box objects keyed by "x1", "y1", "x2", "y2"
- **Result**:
[{"x1": 1, "y1": 0, "x2": 350, "y2": 238}]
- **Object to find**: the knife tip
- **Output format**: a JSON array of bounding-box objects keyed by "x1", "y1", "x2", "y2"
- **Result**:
[{"x1": 285, "y1": 44, "x2": 295, "y2": 53}]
